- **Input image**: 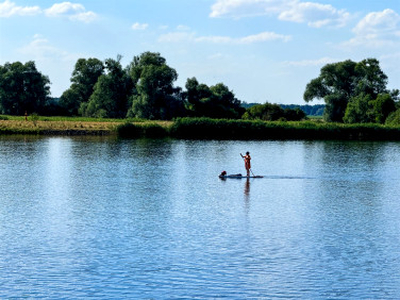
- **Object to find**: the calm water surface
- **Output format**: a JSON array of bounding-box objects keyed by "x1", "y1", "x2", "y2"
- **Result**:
[{"x1": 1, "y1": 136, "x2": 400, "y2": 298}]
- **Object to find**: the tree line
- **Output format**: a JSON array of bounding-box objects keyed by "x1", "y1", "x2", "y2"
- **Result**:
[{"x1": 0, "y1": 53, "x2": 398, "y2": 124}]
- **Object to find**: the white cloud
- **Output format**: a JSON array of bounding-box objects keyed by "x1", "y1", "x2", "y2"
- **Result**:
[
  {"x1": 283, "y1": 57, "x2": 337, "y2": 67},
  {"x1": 176, "y1": 24, "x2": 191, "y2": 31},
  {"x1": 0, "y1": 0, "x2": 41, "y2": 17},
  {"x1": 210, "y1": 0, "x2": 350, "y2": 28},
  {"x1": 235, "y1": 31, "x2": 292, "y2": 43},
  {"x1": 17, "y1": 35, "x2": 82, "y2": 96},
  {"x1": 278, "y1": 1, "x2": 350, "y2": 28},
  {"x1": 18, "y1": 34, "x2": 77, "y2": 62},
  {"x1": 345, "y1": 9, "x2": 400, "y2": 48},
  {"x1": 44, "y1": 2, "x2": 97, "y2": 22},
  {"x1": 210, "y1": 0, "x2": 286, "y2": 18},
  {"x1": 0, "y1": 1, "x2": 97, "y2": 22},
  {"x1": 194, "y1": 35, "x2": 235, "y2": 44},
  {"x1": 158, "y1": 32, "x2": 196, "y2": 43},
  {"x1": 132, "y1": 22, "x2": 149, "y2": 30},
  {"x1": 70, "y1": 11, "x2": 96, "y2": 23},
  {"x1": 159, "y1": 30, "x2": 291, "y2": 44}
]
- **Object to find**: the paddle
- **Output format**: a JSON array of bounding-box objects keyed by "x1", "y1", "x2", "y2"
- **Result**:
[{"x1": 240, "y1": 153, "x2": 255, "y2": 176}]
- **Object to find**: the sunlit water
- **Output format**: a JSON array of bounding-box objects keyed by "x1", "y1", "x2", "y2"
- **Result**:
[{"x1": 1, "y1": 136, "x2": 400, "y2": 298}]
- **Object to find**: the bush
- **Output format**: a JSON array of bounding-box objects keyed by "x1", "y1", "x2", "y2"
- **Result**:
[
  {"x1": 142, "y1": 123, "x2": 168, "y2": 138},
  {"x1": 169, "y1": 117, "x2": 400, "y2": 140},
  {"x1": 116, "y1": 122, "x2": 168, "y2": 138},
  {"x1": 243, "y1": 102, "x2": 306, "y2": 121},
  {"x1": 116, "y1": 123, "x2": 142, "y2": 138},
  {"x1": 386, "y1": 109, "x2": 400, "y2": 126}
]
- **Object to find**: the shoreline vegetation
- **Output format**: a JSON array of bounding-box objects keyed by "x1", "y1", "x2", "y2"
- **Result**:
[{"x1": 1, "y1": 116, "x2": 400, "y2": 141}]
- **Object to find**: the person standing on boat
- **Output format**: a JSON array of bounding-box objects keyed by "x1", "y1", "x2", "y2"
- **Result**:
[{"x1": 241, "y1": 152, "x2": 251, "y2": 177}]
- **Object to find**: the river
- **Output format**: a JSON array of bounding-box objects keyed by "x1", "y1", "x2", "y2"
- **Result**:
[{"x1": 0, "y1": 136, "x2": 400, "y2": 298}]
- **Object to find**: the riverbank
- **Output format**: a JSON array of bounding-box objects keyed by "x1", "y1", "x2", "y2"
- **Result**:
[
  {"x1": 168, "y1": 118, "x2": 400, "y2": 140},
  {"x1": 2, "y1": 116, "x2": 400, "y2": 140},
  {"x1": 0, "y1": 119, "x2": 119, "y2": 135},
  {"x1": 0, "y1": 116, "x2": 171, "y2": 136}
]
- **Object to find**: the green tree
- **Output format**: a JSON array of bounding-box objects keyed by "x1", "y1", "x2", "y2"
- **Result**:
[
  {"x1": 304, "y1": 58, "x2": 389, "y2": 122},
  {"x1": 81, "y1": 56, "x2": 130, "y2": 118},
  {"x1": 370, "y1": 93, "x2": 396, "y2": 124},
  {"x1": 304, "y1": 60, "x2": 357, "y2": 122},
  {"x1": 355, "y1": 58, "x2": 388, "y2": 97},
  {"x1": 283, "y1": 107, "x2": 306, "y2": 121},
  {"x1": 184, "y1": 77, "x2": 212, "y2": 117},
  {"x1": 0, "y1": 61, "x2": 50, "y2": 115},
  {"x1": 60, "y1": 58, "x2": 104, "y2": 115},
  {"x1": 209, "y1": 83, "x2": 244, "y2": 118},
  {"x1": 243, "y1": 102, "x2": 284, "y2": 121},
  {"x1": 343, "y1": 94, "x2": 373, "y2": 124},
  {"x1": 128, "y1": 52, "x2": 183, "y2": 119},
  {"x1": 183, "y1": 77, "x2": 244, "y2": 118},
  {"x1": 243, "y1": 102, "x2": 305, "y2": 121}
]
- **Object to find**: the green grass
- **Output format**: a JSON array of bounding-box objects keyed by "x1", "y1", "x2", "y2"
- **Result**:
[
  {"x1": 0, "y1": 115, "x2": 146, "y2": 123},
  {"x1": 169, "y1": 117, "x2": 400, "y2": 140},
  {"x1": 1, "y1": 115, "x2": 400, "y2": 140}
]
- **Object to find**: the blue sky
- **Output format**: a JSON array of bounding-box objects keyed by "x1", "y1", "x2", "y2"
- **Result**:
[{"x1": 1, "y1": 0, "x2": 399, "y2": 104}]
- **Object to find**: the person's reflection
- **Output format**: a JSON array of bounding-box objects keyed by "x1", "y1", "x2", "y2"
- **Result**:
[
  {"x1": 244, "y1": 178, "x2": 250, "y2": 196},
  {"x1": 244, "y1": 178, "x2": 250, "y2": 210}
]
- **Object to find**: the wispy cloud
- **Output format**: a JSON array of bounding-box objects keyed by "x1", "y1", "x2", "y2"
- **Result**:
[
  {"x1": 344, "y1": 9, "x2": 400, "y2": 48},
  {"x1": 0, "y1": 1, "x2": 97, "y2": 22},
  {"x1": 158, "y1": 32, "x2": 195, "y2": 43},
  {"x1": 131, "y1": 22, "x2": 149, "y2": 30},
  {"x1": 159, "y1": 30, "x2": 291, "y2": 44},
  {"x1": 0, "y1": 0, "x2": 40, "y2": 17},
  {"x1": 210, "y1": 0, "x2": 351, "y2": 28},
  {"x1": 210, "y1": 0, "x2": 286, "y2": 18},
  {"x1": 18, "y1": 34, "x2": 78, "y2": 62},
  {"x1": 283, "y1": 57, "x2": 337, "y2": 67}
]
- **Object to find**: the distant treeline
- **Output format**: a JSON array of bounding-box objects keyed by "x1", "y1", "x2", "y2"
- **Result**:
[
  {"x1": 280, "y1": 104, "x2": 325, "y2": 116},
  {"x1": 243, "y1": 103, "x2": 325, "y2": 116}
]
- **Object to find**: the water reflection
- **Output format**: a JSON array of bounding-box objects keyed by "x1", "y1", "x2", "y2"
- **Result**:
[{"x1": 1, "y1": 137, "x2": 400, "y2": 298}]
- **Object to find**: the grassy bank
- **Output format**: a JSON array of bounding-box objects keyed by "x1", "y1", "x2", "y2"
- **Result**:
[
  {"x1": 0, "y1": 119, "x2": 120, "y2": 135},
  {"x1": 2, "y1": 115, "x2": 400, "y2": 140},
  {"x1": 168, "y1": 117, "x2": 400, "y2": 140},
  {"x1": 0, "y1": 115, "x2": 170, "y2": 136}
]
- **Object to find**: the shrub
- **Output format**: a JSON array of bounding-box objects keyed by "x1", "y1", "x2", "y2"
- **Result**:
[
  {"x1": 386, "y1": 109, "x2": 400, "y2": 126},
  {"x1": 116, "y1": 123, "x2": 142, "y2": 138},
  {"x1": 142, "y1": 123, "x2": 168, "y2": 138},
  {"x1": 116, "y1": 122, "x2": 168, "y2": 138}
]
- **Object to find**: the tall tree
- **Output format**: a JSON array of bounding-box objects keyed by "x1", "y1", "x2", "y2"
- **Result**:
[
  {"x1": 184, "y1": 77, "x2": 244, "y2": 118},
  {"x1": 0, "y1": 61, "x2": 50, "y2": 115},
  {"x1": 59, "y1": 58, "x2": 104, "y2": 115},
  {"x1": 354, "y1": 58, "x2": 388, "y2": 98},
  {"x1": 304, "y1": 58, "x2": 389, "y2": 122},
  {"x1": 81, "y1": 56, "x2": 130, "y2": 118},
  {"x1": 128, "y1": 52, "x2": 183, "y2": 120},
  {"x1": 208, "y1": 83, "x2": 244, "y2": 118},
  {"x1": 184, "y1": 77, "x2": 212, "y2": 117}
]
